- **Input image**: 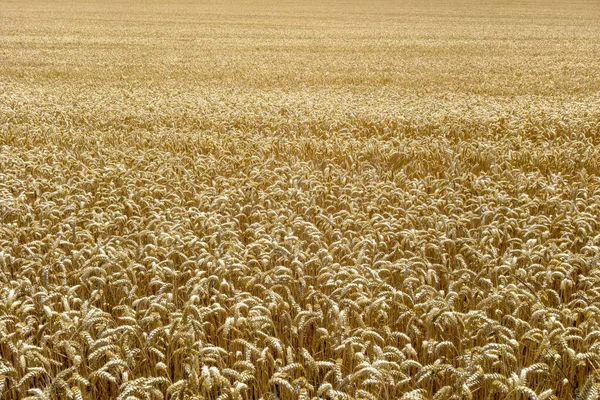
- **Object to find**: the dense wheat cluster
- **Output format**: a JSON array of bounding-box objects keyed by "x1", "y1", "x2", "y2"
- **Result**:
[{"x1": 2, "y1": 1, "x2": 600, "y2": 399}]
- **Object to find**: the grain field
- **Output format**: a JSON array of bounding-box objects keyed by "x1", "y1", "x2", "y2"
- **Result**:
[{"x1": 1, "y1": 1, "x2": 600, "y2": 399}]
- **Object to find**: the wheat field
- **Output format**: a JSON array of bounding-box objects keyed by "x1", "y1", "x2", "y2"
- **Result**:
[{"x1": 1, "y1": 1, "x2": 600, "y2": 399}]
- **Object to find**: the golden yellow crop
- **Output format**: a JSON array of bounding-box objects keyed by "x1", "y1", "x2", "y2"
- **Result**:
[{"x1": 1, "y1": 1, "x2": 600, "y2": 399}]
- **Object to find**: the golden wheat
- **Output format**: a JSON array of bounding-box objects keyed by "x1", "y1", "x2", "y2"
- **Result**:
[{"x1": 1, "y1": 0, "x2": 600, "y2": 399}]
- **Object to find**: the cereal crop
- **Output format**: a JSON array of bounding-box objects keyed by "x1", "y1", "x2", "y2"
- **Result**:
[{"x1": 1, "y1": 1, "x2": 600, "y2": 399}]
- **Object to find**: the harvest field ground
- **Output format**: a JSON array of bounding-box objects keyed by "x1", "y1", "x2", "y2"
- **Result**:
[{"x1": 1, "y1": 1, "x2": 600, "y2": 399}]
